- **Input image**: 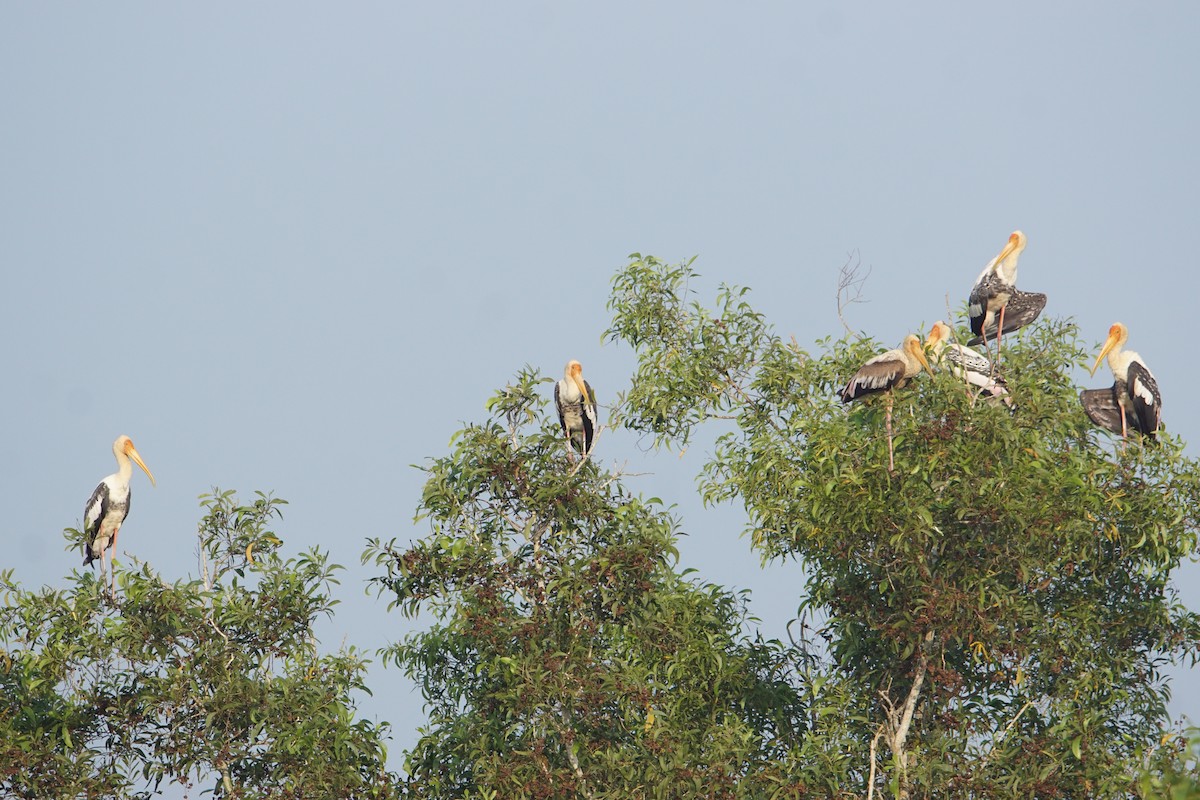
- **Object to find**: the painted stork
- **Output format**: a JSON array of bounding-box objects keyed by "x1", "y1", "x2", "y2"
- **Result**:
[
  {"x1": 555, "y1": 360, "x2": 597, "y2": 457},
  {"x1": 1088, "y1": 322, "x2": 1160, "y2": 440},
  {"x1": 841, "y1": 334, "x2": 933, "y2": 471},
  {"x1": 83, "y1": 435, "x2": 155, "y2": 596},
  {"x1": 968, "y1": 231, "x2": 1043, "y2": 354},
  {"x1": 926, "y1": 321, "x2": 1011, "y2": 405}
]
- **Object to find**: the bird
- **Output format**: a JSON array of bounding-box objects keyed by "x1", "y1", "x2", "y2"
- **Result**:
[
  {"x1": 555, "y1": 360, "x2": 597, "y2": 457},
  {"x1": 841, "y1": 334, "x2": 933, "y2": 471},
  {"x1": 926, "y1": 321, "x2": 1011, "y2": 405},
  {"x1": 83, "y1": 435, "x2": 156, "y2": 596},
  {"x1": 967, "y1": 230, "x2": 1044, "y2": 353},
  {"x1": 1088, "y1": 322, "x2": 1160, "y2": 440}
]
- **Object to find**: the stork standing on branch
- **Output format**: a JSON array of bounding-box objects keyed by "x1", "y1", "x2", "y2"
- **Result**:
[
  {"x1": 967, "y1": 231, "x2": 1046, "y2": 353},
  {"x1": 1087, "y1": 322, "x2": 1160, "y2": 440},
  {"x1": 555, "y1": 360, "x2": 597, "y2": 459},
  {"x1": 926, "y1": 321, "x2": 1011, "y2": 406},
  {"x1": 83, "y1": 435, "x2": 156, "y2": 597},
  {"x1": 841, "y1": 334, "x2": 933, "y2": 471}
]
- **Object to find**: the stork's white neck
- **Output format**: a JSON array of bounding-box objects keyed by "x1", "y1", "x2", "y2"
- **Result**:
[
  {"x1": 113, "y1": 447, "x2": 134, "y2": 483},
  {"x1": 560, "y1": 375, "x2": 583, "y2": 402},
  {"x1": 1109, "y1": 347, "x2": 1143, "y2": 379},
  {"x1": 994, "y1": 253, "x2": 1019, "y2": 285}
]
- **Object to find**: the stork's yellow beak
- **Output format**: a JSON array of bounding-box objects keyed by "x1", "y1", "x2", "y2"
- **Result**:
[
  {"x1": 126, "y1": 445, "x2": 156, "y2": 487},
  {"x1": 1091, "y1": 333, "x2": 1119, "y2": 377},
  {"x1": 573, "y1": 374, "x2": 590, "y2": 405},
  {"x1": 915, "y1": 346, "x2": 933, "y2": 377}
]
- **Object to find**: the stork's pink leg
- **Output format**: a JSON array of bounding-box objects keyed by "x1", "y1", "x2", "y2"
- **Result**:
[
  {"x1": 110, "y1": 529, "x2": 119, "y2": 597},
  {"x1": 886, "y1": 393, "x2": 895, "y2": 473},
  {"x1": 995, "y1": 305, "x2": 1007, "y2": 367}
]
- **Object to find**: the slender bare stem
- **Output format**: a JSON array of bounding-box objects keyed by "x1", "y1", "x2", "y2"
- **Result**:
[
  {"x1": 867, "y1": 723, "x2": 885, "y2": 800},
  {"x1": 837, "y1": 251, "x2": 872, "y2": 340}
]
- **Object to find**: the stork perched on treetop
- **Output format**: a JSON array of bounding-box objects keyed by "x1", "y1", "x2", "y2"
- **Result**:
[
  {"x1": 926, "y1": 321, "x2": 1011, "y2": 406},
  {"x1": 555, "y1": 360, "x2": 597, "y2": 459},
  {"x1": 83, "y1": 435, "x2": 156, "y2": 597},
  {"x1": 841, "y1": 334, "x2": 932, "y2": 471},
  {"x1": 1087, "y1": 322, "x2": 1160, "y2": 440},
  {"x1": 967, "y1": 230, "x2": 1045, "y2": 353}
]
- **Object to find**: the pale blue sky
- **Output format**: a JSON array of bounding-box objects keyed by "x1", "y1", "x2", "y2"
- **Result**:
[{"x1": 3, "y1": 2, "x2": 1198, "y2": 783}]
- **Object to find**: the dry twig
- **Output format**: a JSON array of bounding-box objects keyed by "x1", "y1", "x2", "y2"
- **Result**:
[{"x1": 836, "y1": 251, "x2": 872, "y2": 339}]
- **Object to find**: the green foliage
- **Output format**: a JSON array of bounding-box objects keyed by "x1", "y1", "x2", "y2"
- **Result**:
[
  {"x1": 0, "y1": 490, "x2": 396, "y2": 799},
  {"x1": 605, "y1": 254, "x2": 1200, "y2": 798},
  {"x1": 1138, "y1": 728, "x2": 1200, "y2": 799},
  {"x1": 365, "y1": 367, "x2": 809, "y2": 799},
  {"x1": 606, "y1": 254, "x2": 771, "y2": 449}
]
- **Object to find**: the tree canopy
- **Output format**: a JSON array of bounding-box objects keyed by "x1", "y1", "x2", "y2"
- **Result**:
[
  {"x1": 1, "y1": 491, "x2": 395, "y2": 799},
  {"x1": 3, "y1": 254, "x2": 1199, "y2": 798}
]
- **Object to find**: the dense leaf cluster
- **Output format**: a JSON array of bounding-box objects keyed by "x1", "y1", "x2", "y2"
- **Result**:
[
  {"x1": 4, "y1": 254, "x2": 1199, "y2": 799},
  {"x1": 1, "y1": 491, "x2": 395, "y2": 799},
  {"x1": 365, "y1": 369, "x2": 809, "y2": 799},
  {"x1": 605, "y1": 254, "x2": 1200, "y2": 798}
]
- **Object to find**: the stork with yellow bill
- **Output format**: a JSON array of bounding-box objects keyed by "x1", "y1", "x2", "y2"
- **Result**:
[
  {"x1": 1087, "y1": 322, "x2": 1160, "y2": 440},
  {"x1": 841, "y1": 334, "x2": 933, "y2": 471},
  {"x1": 555, "y1": 360, "x2": 597, "y2": 458},
  {"x1": 83, "y1": 435, "x2": 156, "y2": 596}
]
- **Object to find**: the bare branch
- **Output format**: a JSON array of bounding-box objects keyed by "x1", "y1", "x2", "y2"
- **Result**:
[
  {"x1": 836, "y1": 251, "x2": 872, "y2": 340},
  {"x1": 867, "y1": 723, "x2": 885, "y2": 800},
  {"x1": 878, "y1": 630, "x2": 935, "y2": 800}
]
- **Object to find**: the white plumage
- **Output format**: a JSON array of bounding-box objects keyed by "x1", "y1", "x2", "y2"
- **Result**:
[
  {"x1": 83, "y1": 435, "x2": 155, "y2": 595},
  {"x1": 1088, "y1": 322, "x2": 1160, "y2": 440},
  {"x1": 968, "y1": 230, "x2": 1026, "y2": 341},
  {"x1": 554, "y1": 360, "x2": 597, "y2": 456},
  {"x1": 927, "y1": 321, "x2": 1011, "y2": 405}
]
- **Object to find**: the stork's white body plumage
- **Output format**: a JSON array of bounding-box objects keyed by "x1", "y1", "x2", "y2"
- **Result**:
[
  {"x1": 83, "y1": 435, "x2": 155, "y2": 595},
  {"x1": 1089, "y1": 323, "x2": 1160, "y2": 440},
  {"x1": 554, "y1": 360, "x2": 597, "y2": 456},
  {"x1": 927, "y1": 321, "x2": 1011, "y2": 405}
]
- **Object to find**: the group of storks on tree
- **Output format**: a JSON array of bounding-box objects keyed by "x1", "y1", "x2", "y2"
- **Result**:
[
  {"x1": 81, "y1": 234, "x2": 1159, "y2": 594},
  {"x1": 841, "y1": 230, "x2": 1161, "y2": 469}
]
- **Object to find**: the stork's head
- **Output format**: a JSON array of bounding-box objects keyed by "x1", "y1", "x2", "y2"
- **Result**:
[
  {"x1": 565, "y1": 360, "x2": 590, "y2": 404},
  {"x1": 904, "y1": 334, "x2": 933, "y2": 376},
  {"x1": 1090, "y1": 322, "x2": 1129, "y2": 376},
  {"x1": 115, "y1": 435, "x2": 156, "y2": 486},
  {"x1": 1001, "y1": 230, "x2": 1027, "y2": 257},
  {"x1": 925, "y1": 321, "x2": 952, "y2": 353},
  {"x1": 991, "y1": 230, "x2": 1027, "y2": 277}
]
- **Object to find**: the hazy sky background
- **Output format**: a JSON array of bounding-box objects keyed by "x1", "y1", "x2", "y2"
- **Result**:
[{"x1": 3, "y1": 2, "x2": 1198, "y2": 785}]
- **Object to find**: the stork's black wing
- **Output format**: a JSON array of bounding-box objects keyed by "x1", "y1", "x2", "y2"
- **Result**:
[
  {"x1": 1080, "y1": 387, "x2": 1130, "y2": 436},
  {"x1": 83, "y1": 481, "x2": 111, "y2": 566},
  {"x1": 967, "y1": 291, "x2": 1046, "y2": 346},
  {"x1": 1126, "y1": 361, "x2": 1161, "y2": 439},
  {"x1": 581, "y1": 380, "x2": 597, "y2": 453}
]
